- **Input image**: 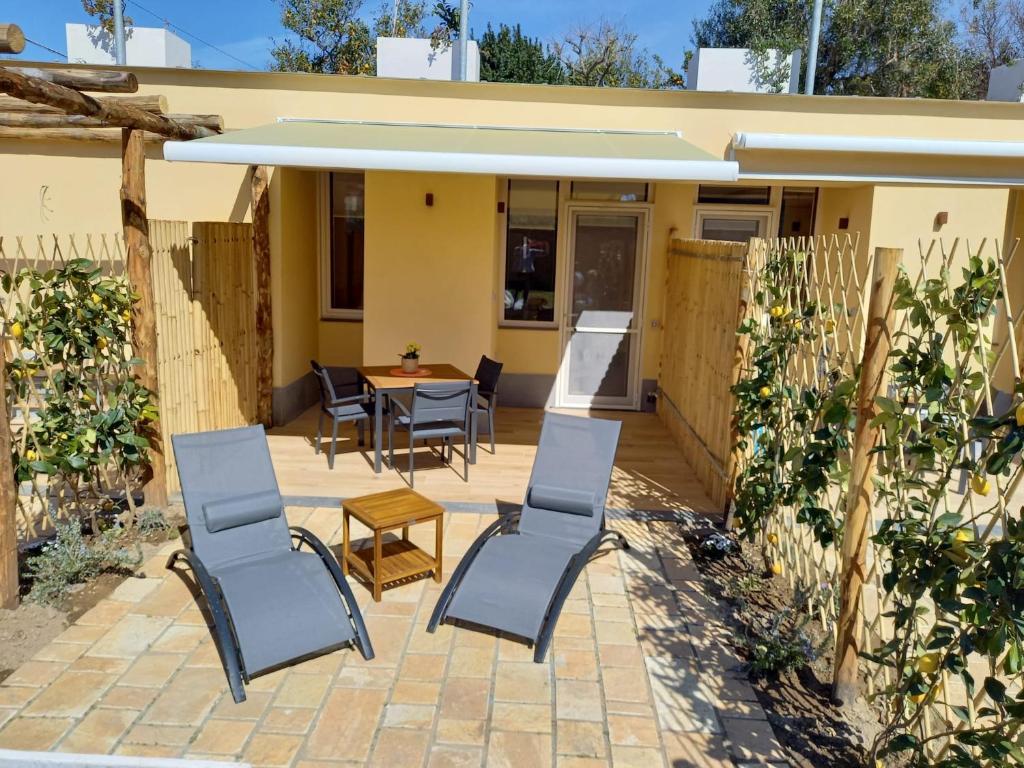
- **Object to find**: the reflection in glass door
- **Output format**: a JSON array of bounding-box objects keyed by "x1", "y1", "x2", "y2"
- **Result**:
[{"x1": 557, "y1": 208, "x2": 648, "y2": 409}]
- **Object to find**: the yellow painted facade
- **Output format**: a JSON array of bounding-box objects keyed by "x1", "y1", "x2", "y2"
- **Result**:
[{"x1": 1, "y1": 63, "x2": 1023, "y2": 412}]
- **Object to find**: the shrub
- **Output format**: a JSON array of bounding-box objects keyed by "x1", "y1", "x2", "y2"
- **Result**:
[
  {"x1": 26, "y1": 522, "x2": 141, "y2": 606},
  {"x1": 742, "y1": 603, "x2": 821, "y2": 677},
  {"x1": 136, "y1": 506, "x2": 175, "y2": 538}
]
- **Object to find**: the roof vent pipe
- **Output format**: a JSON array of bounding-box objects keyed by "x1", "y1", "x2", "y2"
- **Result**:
[
  {"x1": 804, "y1": 0, "x2": 823, "y2": 94},
  {"x1": 458, "y1": 0, "x2": 469, "y2": 81}
]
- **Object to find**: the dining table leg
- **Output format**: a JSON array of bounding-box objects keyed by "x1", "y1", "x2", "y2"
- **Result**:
[{"x1": 374, "y1": 387, "x2": 384, "y2": 473}]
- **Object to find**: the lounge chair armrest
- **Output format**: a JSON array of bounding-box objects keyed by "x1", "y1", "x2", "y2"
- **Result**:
[
  {"x1": 328, "y1": 393, "x2": 370, "y2": 407},
  {"x1": 289, "y1": 526, "x2": 375, "y2": 661}
]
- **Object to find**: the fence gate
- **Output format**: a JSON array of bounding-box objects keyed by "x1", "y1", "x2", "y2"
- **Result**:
[{"x1": 150, "y1": 220, "x2": 258, "y2": 492}]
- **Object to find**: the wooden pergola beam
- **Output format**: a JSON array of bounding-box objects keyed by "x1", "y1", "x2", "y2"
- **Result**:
[
  {"x1": 5, "y1": 67, "x2": 138, "y2": 93},
  {"x1": 0, "y1": 66, "x2": 213, "y2": 141},
  {"x1": 250, "y1": 166, "x2": 273, "y2": 428},
  {"x1": 0, "y1": 94, "x2": 168, "y2": 114},
  {"x1": 0, "y1": 340, "x2": 17, "y2": 608},
  {"x1": 0, "y1": 24, "x2": 24, "y2": 55},
  {"x1": 0, "y1": 112, "x2": 223, "y2": 131}
]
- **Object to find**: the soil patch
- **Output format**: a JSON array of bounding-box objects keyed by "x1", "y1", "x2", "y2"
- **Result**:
[{"x1": 685, "y1": 526, "x2": 881, "y2": 768}]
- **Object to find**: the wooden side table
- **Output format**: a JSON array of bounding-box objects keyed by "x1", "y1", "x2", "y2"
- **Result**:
[{"x1": 342, "y1": 488, "x2": 444, "y2": 601}]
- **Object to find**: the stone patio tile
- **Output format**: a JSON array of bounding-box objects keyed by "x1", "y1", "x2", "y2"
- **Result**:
[
  {"x1": 119, "y1": 653, "x2": 186, "y2": 687},
  {"x1": 382, "y1": 703, "x2": 436, "y2": 729},
  {"x1": 598, "y1": 644, "x2": 644, "y2": 669},
  {"x1": 370, "y1": 727, "x2": 430, "y2": 767},
  {"x1": 0, "y1": 716, "x2": 74, "y2": 750},
  {"x1": 448, "y1": 645, "x2": 495, "y2": 677},
  {"x1": 494, "y1": 662, "x2": 551, "y2": 704},
  {"x1": 185, "y1": 640, "x2": 223, "y2": 669},
  {"x1": 55, "y1": 623, "x2": 109, "y2": 646},
  {"x1": 713, "y1": 697, "x2": 767, "y2": 720},
  {"x1": 246, "y1": 667, "x2": 290, "y2": 693},
  {"x1": 76, "y1": 599, "x2": 132, "y2": 627},
  {"x1": 57, "y1": 708, "x2": 137, "y2": 754},
  {"x1": 2, "y1": 660, "x2": 67, "y2": 687},
  {"x1": 400, "y1": 653, "x2": 448, "y2": 681},
  {"x1": 453, "y1": 627, "x2": 497, "y2": 650},
  {"x1": 33, "y1": 642, "x2": 86, "y2": 664},
  {"x1": 607, "y1": 714, "x2": 660, "y2": 748},
  {"x1": 594, "y1": 621, "x2": 638, "y2": 646},
  {"x1": 22, "y1": 669, "x2": 115, "y2": 717},
  {"x1": 561, "y1": 598, "x2": 591, "y2": 616},
  {"x1": 440, "y1": 678, "x2": 491, "y2": 720},
  {"x1": 335, "y1": 665, "x2": 396, "y2": 689},
  {"x1": 660, "y1": 732, "x2": 733, "y2": 767},
  {"x1": 593, "y1": 605, "x2": 633, "y2": 623},
  {"x1": 553, "y1": 613, "x2": 593, "y2": 639},
  {"x1": 554, "y1": 649, "x2": 598, "y2": 681},
  {"x1": 588, "y1": 573, "x2": 626, "y2": 595},
  {"x1": 661, "y1": 557, "x2": 702, "y2": 583},
  {"x1": 243, "y1": 732, "x2": 304, "y2": 767},
  {"x1": 349, "y1": 615, "x2": 413, "y2": 666},
  {"x1": 69, "y1": 656, "x2": 131, "y2": 674},
  {"x1": 305, "y1": 687, "x2": 387, "y2": 762},
  {"x1": 436, "y1": 717, "x2": 486, "y2": 746},
  {"x1": 556, "y1": 680, "x2": 603, "y2": 722},
  {"x1": 189, "y1": 717, "x2": 256, "y2": 755},
  {"x1": 556, "y1": 720, "x2": 607, "y2": 758},
  {"x1": 406, "y1": 622, "x2": 453, "y2": 654},
  {"x1": 123, "y1": 723, "x2": 196, "y2": 747},
  {"x1": 487, "y1": 731, "x2": 552, "y2": 768},
  {"x1": 151, "y1": 624, "x2": 208, "y2": 654},
  {"x1": 262, "y1": 706, "x2": 317, "y2": 734},
  {"x1": 702, "y1": 675, "x2": 760, "y2": 703},
  {"x1": 556, "y1": 757, "x2": 610, "y2": 768},
  {"x1": 644, "y1": 657, "x2": 720, "y2": 734},
  {"x1": 591, "y1": 593, "x2": 629, "y2": 609},
  {"x1": 114, "y1": 743, "x2": 183, "y2": 758},
  {"x1": 609, "y1": 745, "x2": 665, "y2": 767},
  {"x1": 721, "y1": 716, "x2": 787, "y2": 762},
  {"x1": 554, "y1": 635, "x2": 597, "y2": 653},
  {"x1": 496, "y1": 638, "x2": 536, "y2": 663},
  {"x1": 0, "y1": 710, "x2": 15, "y2": 730},
  {"x1": 392, "y1": 680, "x2": 441, "y2": 706},
  {"x1": 142, "y1": 666, "x2": 223, "y2": 726},
  {"x1": 101, "y1": 684, "x2": 160, "y2": 710},
  {"x1": 111, "y1": 575, "x2": 161, "y2": 603},
  {"x1": 212, "y1": 690, "x2": 272, "y2": 720},
  {"x1": 490, "y1": 702, "x2": 552, "y2": 733},
  {"x1": 176, "y1": 606, "x2": 209, "y2": 626},
  {"x1": 600, "y1": 667, "x2": 651, "y2": 704},
  {"x1": 689, "y1": 636, "x2": 746, "y2": 678},
  {"x1": 88, "y1": 614, "x2": 173, "y2": 658},
  {"x1": 638, "y1": 626, "x2": 695, "y2": 659},
  {"x1": 427, "y1": 744, "x2": 483, "y2": 768},
  {"x1": 274, "y1": 673, "x2": 331, "y2": 709}
]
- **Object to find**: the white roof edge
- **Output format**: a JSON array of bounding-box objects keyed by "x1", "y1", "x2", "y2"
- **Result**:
[
  {"x1": 733, "y1": 131, "x2": 1024, "y2": 159},
  {"x1": 163, "y1": 141, "x2": 739, "y2": 182},
  {"x1": 739, "y1": 171, "x2": 1024, "y2": 187},
  {"x1": 274, "y1": 117, "x2": 687, "y2": 137}
]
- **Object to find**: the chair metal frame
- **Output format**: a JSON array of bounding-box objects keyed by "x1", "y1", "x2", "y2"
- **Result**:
[
  {"x1": 388, "y1": 381, "x2": 474, "y2": 488},
  {"x1": 311, "y1": 360, "x2": 373, "y2": 469}
]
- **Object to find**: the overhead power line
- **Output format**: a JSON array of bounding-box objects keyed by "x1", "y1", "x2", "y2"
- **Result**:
[
  {"x1": 25, "y1": 37, "x2": 67, "y2": 60},
  {"x1": 127, "y1": 0, "x2": 261, "y2": 71}
]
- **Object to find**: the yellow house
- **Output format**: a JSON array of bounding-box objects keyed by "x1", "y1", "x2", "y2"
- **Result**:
[{"x1": 2, "y1": 62, "x2": 1024, "y2": 425}]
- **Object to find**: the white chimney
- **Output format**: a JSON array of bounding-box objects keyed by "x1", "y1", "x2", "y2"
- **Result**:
[
  {"x1": 375, "y1": 37, "x2": 479, "y2": 81},
  {"x1": 687, "y1": 48, "x2": 801, "y2": 94},
  {"x1": 986, "y1": 60, "x2": 1024, "y2": 102},
  {"x1": 66, "y1": 23, "x2": 191, "y2": 68}
]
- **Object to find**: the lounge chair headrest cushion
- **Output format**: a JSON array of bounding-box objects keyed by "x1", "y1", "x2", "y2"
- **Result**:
[
  {"x1": 528, "y1": 485, "x2": 596, "y2": 517},
  {"x1": 203, "y1": 490, "x2": 283, "y2": 533}
]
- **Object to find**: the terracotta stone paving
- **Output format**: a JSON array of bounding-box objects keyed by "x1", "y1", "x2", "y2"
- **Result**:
[{"x1": 0, "y1": 508, "x2": 788, "y2": 767}]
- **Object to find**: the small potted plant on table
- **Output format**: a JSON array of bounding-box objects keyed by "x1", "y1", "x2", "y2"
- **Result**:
[{"x1": 400, "y1": 342, "x2": 421, "y2": 373}]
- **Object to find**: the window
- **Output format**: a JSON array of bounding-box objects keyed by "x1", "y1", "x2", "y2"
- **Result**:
[
  {"x1": 320, "y1": 172, "x2": 365, "y2": 320},
  {"x1": 697, "y1": 185, "x2": 771, "y2": 205},
  {"x1": 695, "y1": 211, "x2": 773, "y2": 243},
  {"x1": 503, "y1": 179, "x2": 559, "y2": 324},
  {"x1": 571, "y1": 181, "x2": 649, "y2": 202},
  {"x1": 777, "y1": 187, "x2": 818, "y2": 237}
]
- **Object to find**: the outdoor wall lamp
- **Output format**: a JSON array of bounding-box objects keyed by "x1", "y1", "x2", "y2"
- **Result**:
[{"x1": 425, "y1": 193, "x2": 434, "y2": 207}]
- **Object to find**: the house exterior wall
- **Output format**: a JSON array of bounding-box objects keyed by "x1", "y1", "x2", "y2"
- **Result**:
[{"x1": 2, "y1": 63, "x2": 1024, "y2": 418}]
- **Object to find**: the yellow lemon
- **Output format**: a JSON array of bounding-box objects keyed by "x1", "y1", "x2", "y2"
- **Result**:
[
  {"x1": 121, "y1": 309, "x2": 131, "y2": 323},
  {"x1": 916, "y1": 652, "x2": 940, "y2": 675},
  {"x1": 824, "y1": 318, "x2": 836, "y2": 334},
  {"x1": 10, "y1": 321, "x2": 22, "y2": 339},
  {"x1": 1016, "y1": 402, "x2": 1024, "y2": 428},
  {"x1": 25, "y1": 449, "x2": 37, "y2": 461},
  {"x1": 759, "y1": 386, "x2": 772, "y2": 399},
  {"x1": 769, "y1": 304, "x2": 786, "y2": 318},
  {"x1": 770, "y1": 561, "x2": 783, "y2": 576},
  {"x1": 767, "y1": 532, "x2": 779, "y2": 546},
  {"x1": 96, "y1": 337, "x2": 108, "y2": 350},
  {"x1": 90, "y1": 292, "x2": 101, "y2": 304},
  {"x1": 971, "y1": 474, "x2": 990, "y2": 496},
  {"x1": 910, "y1": 691, "x2": 927, "y2": 705},
  {"x1": 910, "y1": 682, "x2": 943, "y2": 705}
]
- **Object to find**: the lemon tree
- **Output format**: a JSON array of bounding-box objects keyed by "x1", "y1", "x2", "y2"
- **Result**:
[
  {"x1": 4, "y1": 259, "x2": 157, "y2": 521},
  {"x1": 867, "y1": 256, "x2": 1024, "y2": 766}
]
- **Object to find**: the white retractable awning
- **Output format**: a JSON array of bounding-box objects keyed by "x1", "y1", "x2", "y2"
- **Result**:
[{"x1": 164, "y1": 119, "x2": 740, "y2": 182}]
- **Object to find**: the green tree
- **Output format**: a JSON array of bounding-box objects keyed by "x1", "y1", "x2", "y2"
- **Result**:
[
  {"x1": 270, "y1": 0, "x2": 376, "y2": 74},
  {"x1": 479, "y1": 23, "x2": 565, "y2": 84},
  {"x1": 553, "y1": 20, "x2": 677, "y2": 88},
  {"x1": 692, "y1": 0, "x2": 982, "y2": 98},
  {"x1": 80, "y1": 0, "x2": 132, "y2": 38},
  {"x1": 372, "y1": 0, "x2": 429, "y2": 38}
]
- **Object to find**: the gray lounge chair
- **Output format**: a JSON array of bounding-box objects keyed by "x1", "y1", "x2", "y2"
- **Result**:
[
  {"x1": 167, "y1": 425, "x2": 373, "y2": 703},
  {"x1": 427, "y1": 412, "x2": 627, "y2": 662}
]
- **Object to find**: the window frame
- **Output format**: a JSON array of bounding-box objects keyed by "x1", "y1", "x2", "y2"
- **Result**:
[
  {"x1": 693, "y1": 207, "x2": 776, "y2": 243},
  {"x1": 497, "y1": 178, "x2": 566, "y2": 330},
  {"x1": 317, "y1": 171, "x2": 365, "y2": 322}
]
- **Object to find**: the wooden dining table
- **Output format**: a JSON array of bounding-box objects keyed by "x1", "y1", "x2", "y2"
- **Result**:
[{"x1": 357, "y1": 363, "x2": 477, "y2": 474}]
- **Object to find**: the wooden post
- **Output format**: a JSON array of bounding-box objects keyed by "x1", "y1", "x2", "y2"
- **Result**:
[
  {"x1": 724, "y1": 255, "x2": 752, "y2": 524},
  {"x1": 832, "y1": 246, "x2": 901, "y2": 705},
  {"x1": 0, "y1": 341, "x2": 18, "y2": 608},
  {"x1": 121, "y1": 127, "x2": 167, "y2": 508},
  {"x1": 0, "y1": 24, "x2": 25, "y2": 55},
  {"x1": 250, "y1": 165, "x2": 273, "y2": 428}
]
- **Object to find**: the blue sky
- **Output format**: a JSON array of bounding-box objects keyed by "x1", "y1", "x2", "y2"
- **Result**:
[{"x1": 12, "y1": 1, "x2": 714, "y2": 71}]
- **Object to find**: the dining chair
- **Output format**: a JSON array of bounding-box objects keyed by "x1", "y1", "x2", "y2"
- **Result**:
[
  {"x1": 471, "y1": 355, "x2": 503, "y2": 460},
  {"x1": 388, "y1": 381, "x2": 473, "y2": 488},
  {"x1": 310, "y1": 360, "x2": 373, "y2": 469}
]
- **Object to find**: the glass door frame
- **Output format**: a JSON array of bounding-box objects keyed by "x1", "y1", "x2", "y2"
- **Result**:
[{"x1": 555, "y1": 202, "x2": 652, "y2": 411}]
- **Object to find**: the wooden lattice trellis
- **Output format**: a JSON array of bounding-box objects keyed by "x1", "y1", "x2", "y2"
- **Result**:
[{"x1": 736, "y1": 234, "x2": 1024, "y2": 757}]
